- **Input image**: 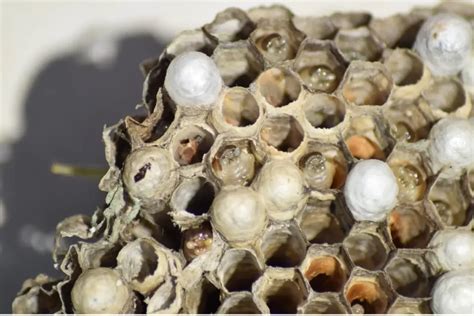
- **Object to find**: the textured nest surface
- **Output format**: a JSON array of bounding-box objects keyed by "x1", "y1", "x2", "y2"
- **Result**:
[{"x1": 13, "y1": 3, "x2": 474, "y2": 314}]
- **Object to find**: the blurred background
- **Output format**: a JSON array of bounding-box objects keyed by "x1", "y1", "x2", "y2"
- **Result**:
[{"x1": 0, "y1": 0, "x2": 443, "y2": 312}]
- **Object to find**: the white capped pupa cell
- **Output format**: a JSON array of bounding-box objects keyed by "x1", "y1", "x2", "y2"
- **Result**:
[
  {"x1": 414, "y1": 13, "x2": 472, "y2": 76},
  {"x1": 431, "y1": 269, "x2": 474, "y2": 314},
  {"x1": 164, "y1": 51, "x2": 223, "y2": 111},
  {"x1": 344, "y1": 159, "x2": 399, "y2": 221}
]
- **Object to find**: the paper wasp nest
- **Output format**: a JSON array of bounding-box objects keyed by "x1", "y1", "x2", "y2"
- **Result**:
[{"x1": 13, "y1": 3, "x2": 474, "y2": 314}]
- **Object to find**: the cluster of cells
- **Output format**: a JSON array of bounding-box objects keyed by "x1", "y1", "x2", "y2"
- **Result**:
[{"x1": 13, "y1": 4, "x2": 474, "y2": 315}]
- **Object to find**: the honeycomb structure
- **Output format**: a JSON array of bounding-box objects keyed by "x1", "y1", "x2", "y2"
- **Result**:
[{"x1": 13, "y1": 3, "x2": 474, "y2": 314}]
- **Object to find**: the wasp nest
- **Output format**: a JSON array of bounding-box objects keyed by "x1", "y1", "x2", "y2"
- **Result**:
[{"x1": 13, "y1": 3, "x2": 474, "y2": 314}]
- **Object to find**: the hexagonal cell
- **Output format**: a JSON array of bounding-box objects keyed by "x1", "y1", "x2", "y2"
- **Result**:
[
  {"x1": 210, "y1": 139, "x2": 258, "y2": 186},
  {"x1": 341, "y1": 61, "x2": 393, "y2": 106},
  {"x1": 335, "y1": 27, "x2": 384, "y2": 62},
  {"x1": 137, "y1": 210, "x2": 184, "y2": 251},
  {"x1": 388, "y1": 205, "x2": 436, "y2": 249},
  {"x1": 422, "y1": 78, "x2": 468, "y2": 115},
  {"x1": 302, "y1": 94, "x2": 346, "y2": 130},
  {"x1": 369, "y1": 14, "x2": 424, "y2": 48},
  {"x1": 116, "y1": 239, "x2": 171, "y2": 296},
  {"x1": 182, "y1": 222, "x2": 213, "y2": 261},
  {"x1": 330, "y1": 11, "x2": 372, "y2": 29},
  {"x1": 254, "y1": 268, "x2": 309, "y2": 314},
  {"x1": 305, "y1": 258, "x2": 347, "y2": 292},
  {"x1": 259, "y1": 114, "x2": 304, "y2": 153},
  {"x1": 146, "y1": 277, "x2": 183, "y2": 314},
  {"x1": 121, "y1": 146, "x2": 179, "y2": 204},
  {"x1": 299, "y1": 198, "x2": 351, "y2": 244},
  {"x1": 140, "y1": 52, "x2": 166, "y2": 106},
  {"x1": 101, "y1": 123, "x2": 132, "y2": 174},
  {"x1": 203, "y1": 8, "x2": 254, "y2": 42},
  {"x1": 293, "y1": 40, "x2": 346, "y2": 93},
  {"x1": 247, "y1": 4, "x2": 293, "y2": 23},
  {"x1": 392, "y1": 164, "x2": 425, "y2": 193},
  {"x1": 252, "y1": 159, "x2": 306, "y2": 221},
  {"x1": 171, "y1": 125, "x2": 215, "y2": 166},
  {"x1": 171, "y1": 177, "x2": 215, "y2": 217},
  {"x1": 428, "y1": 227, "x2": 474, "y2": 273},
  {"x1": 383, "y1": 49, "x2": 424, "y2": 86},
  {"x1": 144, "y1": 101, "x2": 176, "y2": 143},
  {"x1": 250, "y1": 19, "x2": 305, "y2": 64},
  {"x1": 387, "y1": 147, "x2": 428, "y2": 203},
  {"x1": 210, "y1": 186, "x2": 267, "y2": 245},
  {"x1": 383, "y1": 99, "x2": 431, "y2": 143},
  {"x1": 300, "y1": 294, "x2": 348, "y2": 314},
  {"x1": 298, "y1": 142, "x2": 348, "y2": 191},
  {"x1": 121, "y1": 213, "x2": 171, "y2": 247},
  {"x1": 130, "y1": 89, "x2": 178, "y2": 143},
  {"x1": 388, "y1": 297, "x2": 432, "y2": 314},
  {"x1": 212, "y1": 41, "x2": 264, "y2": 87},
  {"x1": 345, "y1": 134, "x2": 384, "y2": 160},
  {"x1": 220, "y1": 87, "x2": 260, "y2": 127},
  {"x1": 428, "y1": 177, "x2": 470, "y2": 227},
  {"x1": 385, "y1": 252, "x2": 435, "y2": 298},
  {"x1": 217, "y1": 292, "x2": 264, "y2": 314},
  {"x1": 217, "y1": 249, "x2": 263, "y2": 292},
  {"x1": 261, "y1": 223, "x2": 306, "y2": 268},
  {"x1": 343, "y1": 114, "x2": 394, "y2": 160},
  {"x1": 343, "y1": 224, "x2": 390, "y2": 271},
  {"x1": 256, "y1": 68, "x2": 301, "y2": 107},
  {"x1": 302, "y1": 246, "x2": 350, "y2": 293},
  {"x1": 164, "y1": 29, "x2": 215, "y2": 57},
  {"x1": 185, "y1": 278, "x2": 221, "y2": 314},
  {"x1": 344, "y1": 272, "x2": 392, "y2": 314},
  {"x1": 292, "y1": 16, "x2": 337, "y2": 40}
]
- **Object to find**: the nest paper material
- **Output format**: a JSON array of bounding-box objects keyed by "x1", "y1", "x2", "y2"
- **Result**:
[{"x1": 13, "y1": 2, "x2": 474, "y2": 314}]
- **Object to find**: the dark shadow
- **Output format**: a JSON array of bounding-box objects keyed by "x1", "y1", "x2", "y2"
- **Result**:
[{"x1": 0, "y1": 33, "x2": 165, "y2": 312}]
